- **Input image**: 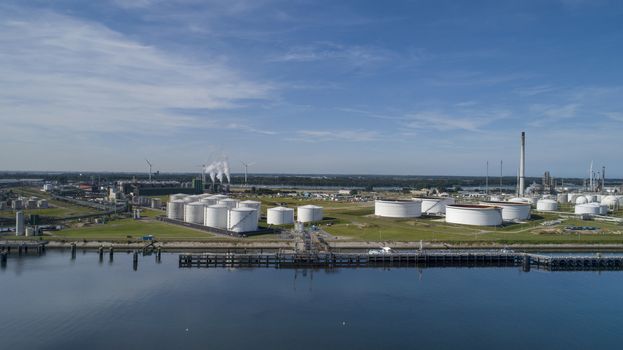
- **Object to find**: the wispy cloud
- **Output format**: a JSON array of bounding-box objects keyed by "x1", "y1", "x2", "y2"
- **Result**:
[
  {"x1": 528, "y1": 103, "x2": 579, "y2": 126},
  {"x1": 404, "y1": 109, "x2": 509, "y2": 132},
  {"x1": 269, "y1": 42, "x2": 395, "y2": 66},
  {"x1": 0, "y1": 9, "x2": 273, "y2": 135},
  {"x1": 291, "y1": 130, "x2": 380, "y2": 142}
]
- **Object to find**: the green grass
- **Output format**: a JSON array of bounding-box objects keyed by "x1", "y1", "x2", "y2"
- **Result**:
[
  {"x1": 52, "y1": 218, "x2": 218, "y2": 241},
  {"x1": 1, "y1": 187, "x2": 101, "y2": 218},
  {"x1": 323, "y1": 205, "x2": 623, "y2": 244}
]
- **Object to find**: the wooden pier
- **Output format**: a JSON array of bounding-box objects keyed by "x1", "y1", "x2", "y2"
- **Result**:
[
  {"x1": 179, "y1": 251, "x2": 623, "y2": 271},
  {"x1": 0, "y1": 241, "x2": 47, "y2": 256}
]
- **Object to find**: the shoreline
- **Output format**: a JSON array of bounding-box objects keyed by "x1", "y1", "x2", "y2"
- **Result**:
[{"x1": 21, "y1": 240, "x2": 623, "y2": 252}]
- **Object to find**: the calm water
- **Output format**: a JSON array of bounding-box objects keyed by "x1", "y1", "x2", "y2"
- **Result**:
[{"x1": 2, "y1": 251, "x2": 622, "y2": 350}]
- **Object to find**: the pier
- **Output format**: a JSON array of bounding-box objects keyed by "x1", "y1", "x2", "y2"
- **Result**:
[{"x1": 179, "y1": 251, "x2": 623, "y2": 271}]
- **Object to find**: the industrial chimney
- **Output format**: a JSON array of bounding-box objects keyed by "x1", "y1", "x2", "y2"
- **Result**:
[{"x1": 519, "y1": 131, "x2": 525, "y2": 197}]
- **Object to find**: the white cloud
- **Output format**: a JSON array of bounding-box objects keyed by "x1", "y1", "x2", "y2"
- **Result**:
[
  {"x1": 270, "y1": 42, "x2": 394, "y2": 66},
  {"x1": 292, "y1": 130, "x2": 380, "y2": 142},
  {"x1": 404, "y1": 110, "x2": 508, "y2": 132},
  {"x1": 0, "y1": 9, "x2": 273, "y2": 135}
]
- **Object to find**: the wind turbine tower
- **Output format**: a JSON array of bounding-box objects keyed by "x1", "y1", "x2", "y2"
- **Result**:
[{"x1": 145, "y1": 159, "x2": 153, "y2": 182}]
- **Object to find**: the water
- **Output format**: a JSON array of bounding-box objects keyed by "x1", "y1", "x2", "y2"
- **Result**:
[{"x1": 2, "y1": 251, "x2": 623, "y2": 349}]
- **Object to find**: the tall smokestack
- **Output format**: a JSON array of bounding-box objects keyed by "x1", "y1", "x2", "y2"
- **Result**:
[{"x1": 519, "y1": 131, "x2": 525, "y2": 197}]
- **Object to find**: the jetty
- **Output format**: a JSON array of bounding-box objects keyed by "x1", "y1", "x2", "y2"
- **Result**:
[{"x1": 179, "y1": 250, "x2": 623, "y2": 271}]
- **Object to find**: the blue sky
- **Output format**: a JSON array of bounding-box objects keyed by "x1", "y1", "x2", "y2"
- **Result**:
[{"x1": 1, "y1": 0, "x2": 622, "y2": 177}]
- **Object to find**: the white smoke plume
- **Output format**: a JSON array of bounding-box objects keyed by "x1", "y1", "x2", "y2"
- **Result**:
[{"x1": 204, "y1": 159, "x2": 230, "y2": 184}]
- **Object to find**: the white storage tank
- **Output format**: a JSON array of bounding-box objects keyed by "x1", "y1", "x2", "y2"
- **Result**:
[
  {"x1": 575, "y1": 203, "x2": 600, "y2": 215},
  {"x1": 297, "y1": 205, "x2": 324, "y2": 223},
  {"x1": 150, "y1": 198, "x2": 162, "y2": 209},
  {"x1": 557, "y1": 194, "x2": 569, "y2": 204},
  {"x1": 536, "y1": 199, "x2": 558, "y2": 211},
  {"x1": 200, "y1": 197, "x2": 218, "y2": 206},
  {"x1": 418, "y1": 197, "x2": 454, "y2": 215},
  {"x1": 575, "y1": 196, "x2": 588, "y2": 205},
  {"x1": 228, "y1": 208, "x2": 258, "y2": 233},
  {"x1": 37, "y1": 199, "x2": 49, "y2": 209},
  {"x1": 267, "y1": 207, "x2": 295, "y2": 225},
  {"x1": 210, "y1": 194, "x2": 229, "y2": 201},
  {"x1": 480, "y1": 201, "x2": 531, "y2": 221},
  {"x1": 204, "y1": 205, "x2": 228, "y2": 229},
  {"x1": 599, "y1": 204, "x2": 609, "y2": 215},
  {"x1": 601, "y1": 195, "x2": 618, "y2": 208},
  {"x1": 166, "y1": 200, "x2": 185, "y2": 220},
  {"x1": 184, "y1": 202, "x2": 205, "y2": 224},
  {"x1": 585, "y1": 194, "x2": 597, "y2": 203},
  {"x1": 170, "y1": 193, "x2": 187, "y2": 201},
  {"x1": 218, "y1": 198, "x2": 239, "y2": 210},
  {"x1": 239, "y1": 200, "x2": 262, "y2": 222},
  {"x1": 375, "y1": 200, "x2": 422, "y2": 218},
  {"x1": 446, "y1": 204, "x2": 503, "y2": 226},
  {"x1": 15, "y1": 211, "x2": 25, "y2": 235}
]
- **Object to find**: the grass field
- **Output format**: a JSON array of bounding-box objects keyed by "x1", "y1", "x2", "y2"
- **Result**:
[
  {"x1": 321, "y1": 205, "x2": 623, "y2": 244},
  {"x1": 51, "y1": 218, "x2": 218, "y2": 241},
  {"x1": 1, "y1": 187, "x2": 101, "y2": 218}
]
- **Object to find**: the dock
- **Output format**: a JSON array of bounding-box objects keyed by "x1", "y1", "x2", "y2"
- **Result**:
[{"x1": 179, "y1": 251, "x2": 623, "y2": 271}]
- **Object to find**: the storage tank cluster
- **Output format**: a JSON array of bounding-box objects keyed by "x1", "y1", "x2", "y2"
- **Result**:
[
  {"x1": 446, "y1": 204, "x2": 503, "y2": 226},
  {"x1": 166, "y1": 194, "x2": 261, "y2": 233},
  {"x1": 374, "y1": 199, "x2": 422, "y2": 218},
  {"x1": 575, "y1": 203, "x2": 608, "y2": 216},
  {"x1": 480, "y1": 201, "x2": 531, "y2": 221}
]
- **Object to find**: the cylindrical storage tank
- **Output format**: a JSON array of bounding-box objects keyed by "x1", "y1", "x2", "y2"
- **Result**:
[
  {"x1": 150, "y1": 198, "x2": 162, "y2": 209},
  {"x1": 239, "y1": 200, "x2": 262, "y2": 222},
  {"x1": 618, "y1": 196, "x2": 623, "y2": 207},
  {"x1": 557, "y1": 194, "x2": 569, "y2": 204},
  {"x1": 15, "y1": 211, "x2": 25, "y2": 235},
  {"x1": 227, "y1": 208, "x2": 258, "y2": 233},
  {"x1": 239, "y1": 200, "x2": 261, "y2": 210},
  {"x1": 27, "y1": 199, "x2": 37, "y2": 209},
  {"x1": 418, "y1": 197, "x2": 454, "y2": 215},
  {"x1": 374, "y1": 200, "x2": 422, "y2": 218},
  {"x1": 210, "y1": 195, "x2": 229, "y2": 201},
  {"x1": 184, "y1": 195, "x2": 201, "y2": 203},
  {"x1": 480, "y1": 201, "x2": 531, "y2": 221},
  {"x1": 267, "y1": 206, "x2": 295, "y2": 225},
  {"x1": 200, "y1": 197, "x2": 218, "y2": 206},
  {"x1": 508, "y1": 197, "x2": 529, "y2": 203},
  {"x1": 297, "y1": 205, "x2": 324, "y2": 223},
  {"x1": 184, "y1": 202, "x2": 205, "y2": 224},
  {"x1": 170, "y1": 193, "x2": 187, "y2": 201},
  {"x1": 37, "y1": 199, "x2": 49, "y2": 209},
  {"x1": 445, "y1": 205, "x2": 502, "y2": 226},
  {"x1": 166, "y1": 200, "x2": 185, "y2": 220},
  {"x1": 585, "y1": 195, "x2": 597, "y2": 203},
  {"x1": 601, "y1": 196, "x2": 618, "y2": 208},
  {"x1": 536, "y1": 199, "x2": 558, "y2": 211},
  {"x1": 575, "y1": 196, "x2": 588, "y2": 205},
  {"x1": 218, "y1": 198, "x2": 239, "y2": 209},
  {"x1": 568, "y1": 194, "x2": 580, "y2": 203},
  {"x1": 204, "y1": 205, "x2": 228, "y2": 229},
  {"x1": 575, "y1": 203, "x2": 600, "y2": 215},
  {"x1": 599, "y1": 205, "x2": 609, "y2": 215}
]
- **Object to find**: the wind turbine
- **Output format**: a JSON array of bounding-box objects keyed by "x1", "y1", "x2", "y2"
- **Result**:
[
  {"x1": 145, "y1": 159, "x2": 153, "y2": 181},
  {"x1": 240, "y1": 161, "x2": 255, "y2": 186}
]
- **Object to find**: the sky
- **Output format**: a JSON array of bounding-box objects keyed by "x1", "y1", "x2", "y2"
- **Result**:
[{"x1": 0, "y1": 0, "x2": 622, "y2": 177}]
